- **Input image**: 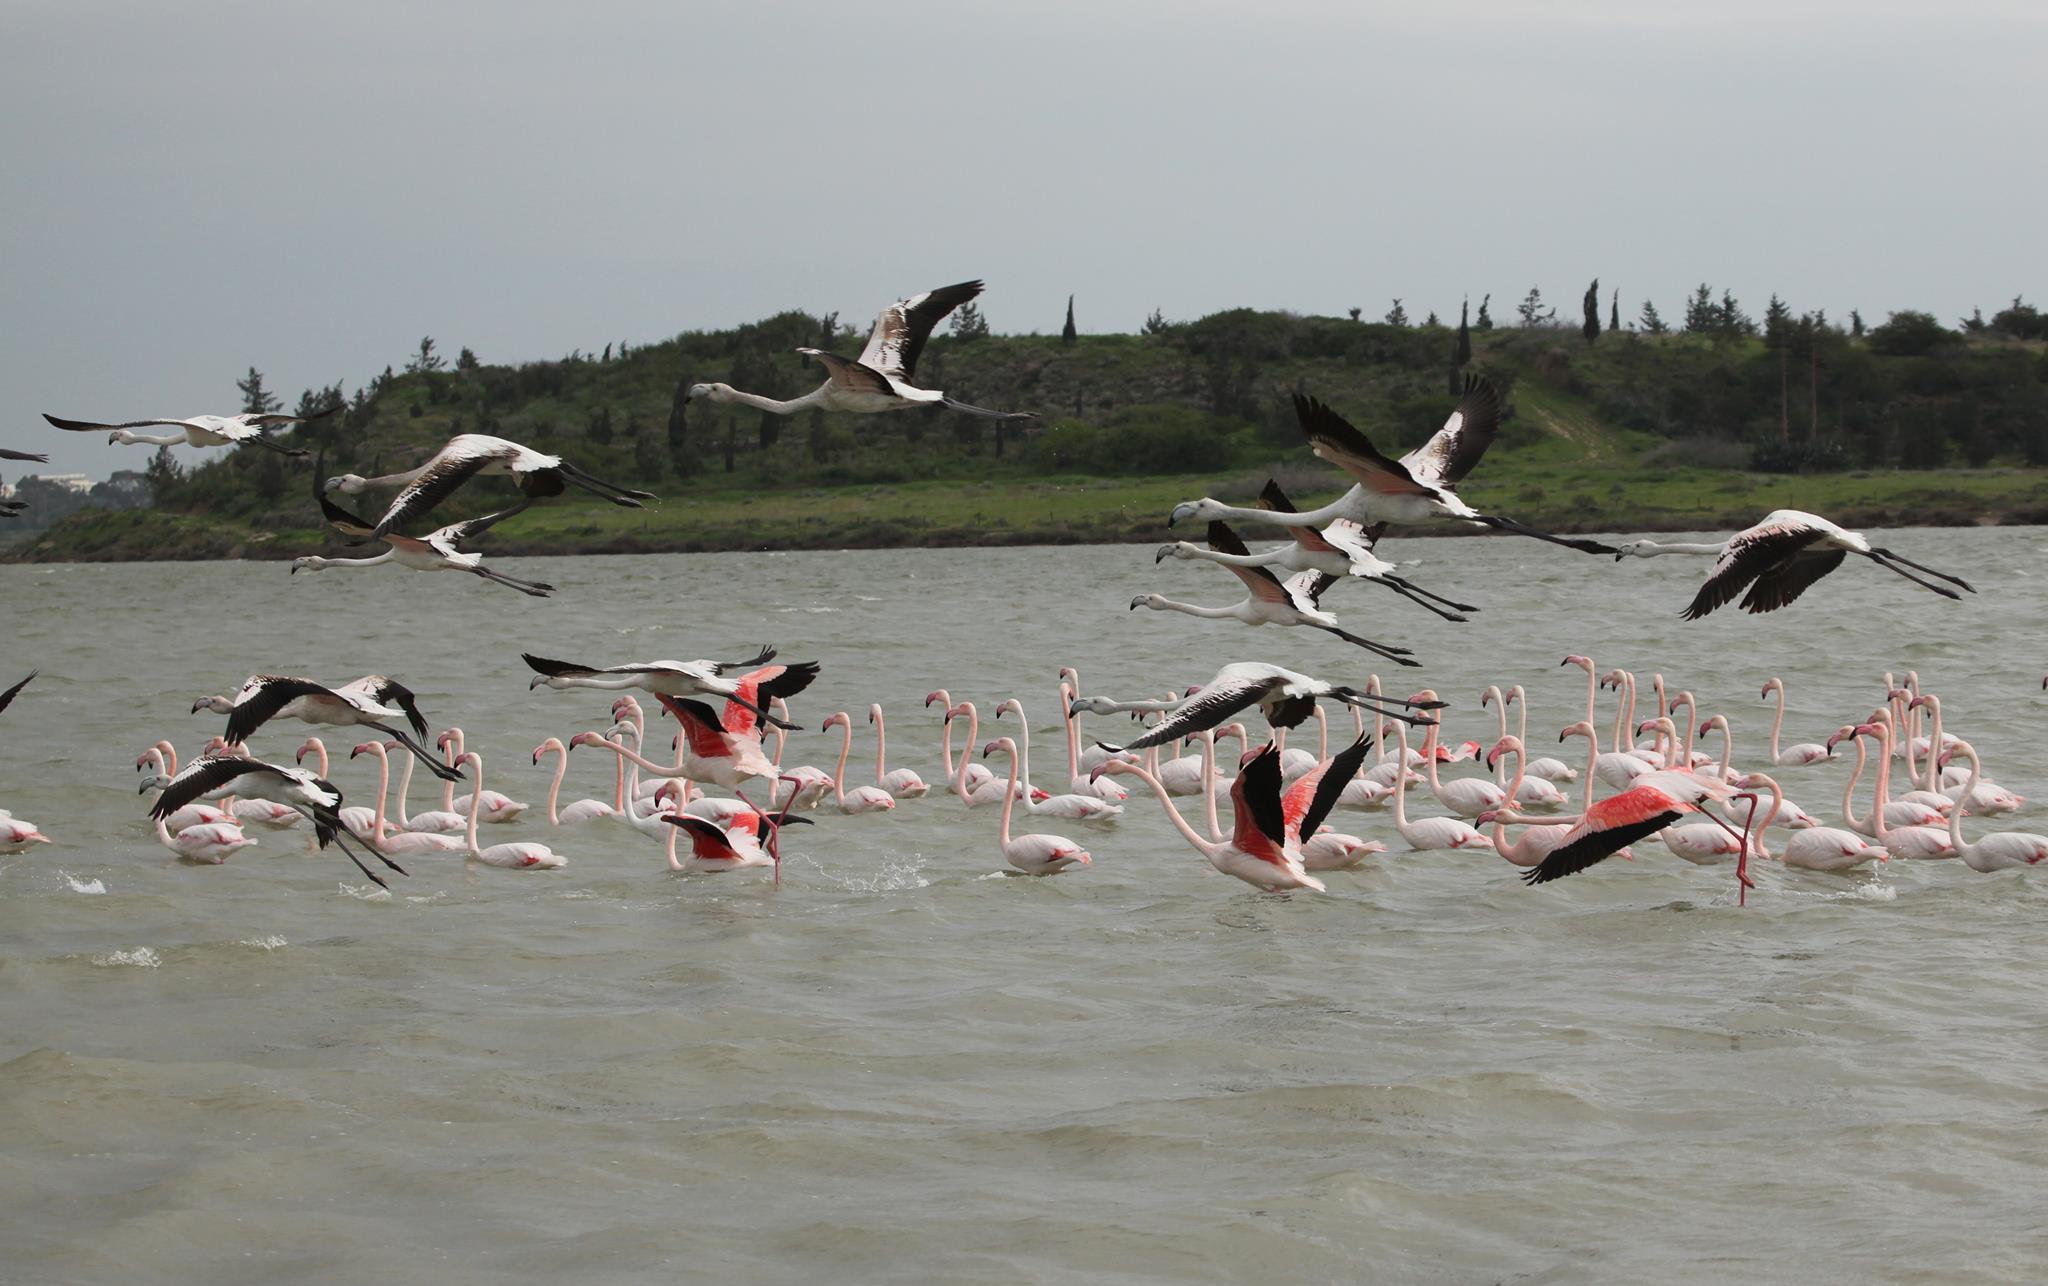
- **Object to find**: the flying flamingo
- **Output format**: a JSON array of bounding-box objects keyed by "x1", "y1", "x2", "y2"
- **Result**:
[
  {"x1": 348, "y1": 741, "x2": 468, "y2": 856},
  {"x1": 1761, "y1": 677, "x2": 1832, "y2": 766},
  {"x1": 1167, "y1": 378, "x2": 1616, "y2": 555},
  {"x1": 1736, "y1": 772, "x2": 1887, "y2": 872},
  {"x1": 1933, "y1": 740, "x2": 2048, "y2": 871},
  {"x1": 820, "y1": 712, "x2": 897, "y2": 814},
  {"x1": 523, "y1": 646, "x2": 796, "y2": 730},
  {"x1": 1677, "y1": 510, "x2": 1975, "y2": 619},
  {"x1": 532, "y1": 737, "x2": 619, "y2": 826},
  {"x1": 142, "y1": 752, "x2": 404, "y2": 887},
  {"x1": 195, "y1": 673, "x2": 458, "y2": 782},
  {"x1": 324, "y1": 432, "x2": 654, "y2": 538},
  {"x1": 981, "y1": 737, "x2": 1092, "y2": 876},
  {"x1": 992, "y1": 698, "x2": 1122, "y2": 821},
  {"x1": 297, "y1": 484, "x2": 553, "y2": 596},
  {"x1": 453, "y1": 752, "x2": 565, "y2": 870},
  {"x1": 866, "y1": 705, "x2": 929, "y2": 799},
  {"x1": 1521, "y1": 769, "x2": 1756, "y2": 897},
  {"x1": 43, "y1": 405, "x2": 329, "y2": 453},
  {"x1": 1087, "y1": 663, "x2": 1441, "y2": 757},
  {"x1": 685, "y1": 280, "x2": 1034, "y2": 421},
  {"x1": 137, "y1": 745, "x2": 237, "y2": 832}
]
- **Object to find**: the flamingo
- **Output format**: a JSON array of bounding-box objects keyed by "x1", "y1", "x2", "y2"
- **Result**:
[
  {"x1": 1911, "y1": 695, "x2": 2023, "y2": 815},
  {"x1": 1678, "y1": 510, "x2": 1975, "y2": 619},
  {"x1": 1291, "y1": 733, "x2": 1387, "y2": 871},
  {"x1": 820, "y1": 712, "x2": 897, "y2": 814},
  {"x1": 926, "y1": 689, "x2": 995, "y2": 795},
  {"x1": 523, "y1": 646, "x2": 796, "y2": 730},
  {"x1": 1088, "y1": 662, "x2": 1441, "y2": 756},
  {"x1": 348, "y1": 741, "x2": 468, "y2": 856},
  {"x1": 1273, "y1": 707, "x2": 1327, "y2": 781},
  {"x1": 452, "y1": 752, "x2": 565, "y2": 869},
  {"x1": 142, "y1": 753, "x2": 404, "y2": 887},
  {"x1": 1481, "y1": 686, "x2": 1566, "y2": 808},
  {"x1": 1826, "y1": 717, "x2": 1945, "y2": 832},
  {"x1": 981, "y1": 738, "x2": 1092, "y2": 876},
  {"x1": 1055, "y1": 667, "x2": 1144, "y2": 775},
  {"x1": 1560, "y1": 656, "x2": 1655, "y2": 788},
  {"x1": 1835, "y1": 720, "x2": 1956, "y2": 860},
  {"x1": 1386, "y1": 720, "x2": 1487, "y2": 851},
  {"x1": 195, "y1": 673, "x2": 458, "y2": 782},
  {"x1": 768, "y1": 698, "x2": 836, "y2": 812},
  {"x1": 1154, "y1": 479, "x2": 1477, "y2": 621},
  {"x1": 1521, "y1": 769, "x2": 1755, "y2": 895},
  {"x1": 1934, "y1": 741, "x2": 2048, "y2": 871},
  {"x1": 287, "y1": 736, "x2": 376, "y2": 840},
  {"x1": 941, "y1": 701, "x2": 1040, "y2": 807},
  {"x1": 866, "y1": 705, "x2": 929, "y2": 799},
  {"x1": 1612, "y1": 537, "x2": 1727, "y2": 559},
  {"x1": 325, "y1": 432, "x2": 654, "y2": 537},
  {"x1": 1761, "y1": 677, "x2": 1832, "y2": 766},
  {"x1": 152, "y1": 816, "x2": 255, "y2": 864},
  {"x1": 297, "y1": 484, "x2": 553, "y2": 596},
  {"x1": 397, "y1": 738, "x2": 467, "y2": 834},
  {"x1": 1132, "y1": 521, "x2": 1420, "y2": 665},
  {"x1": 0, "y1": 815, "x2": 54, "y2": 853},
  {"x1": 991, "y1": 699, "x2": 1122, "y2": 822},
  {"x1": 440, "y1": 729, "x2": 529, "y2": 823},
  {"x1": 1413, "y1": 692, "x2": 1508, "y2": 818},
  {"x1": 1501, "y1": 685, "x2": 1576, "y2": 783},
  {"x1": 661, "y1": 804, "x2": 810, "y2": 879},
  {"x1": 1477, "y1": 721, "x2": 1614, "y2": 868},
  {"x1": 1168, "y1": 378, "x2": 1616, "y2": 555},
  {"x1": 1057, "y1": 681, "x2": 1128, "y2": 801},
  {"x1": 44, "y1": 405, "x2": 328, "y2": 454},
  {"x1": 685, "y1": 280, "x2": 1033, "y2": 421},
  {"x1": 1737, "y1": 772, "x2": 1887, "y2": 872},
  {"x1": 137, "y1": 746, "x2": 238, "y2": 831},
  {"x1": 571, "y1": 732, "x2": 688, "y2": 838},
  {"x1": 531, "y1": 737, "x2": 618, "y2": 826}
]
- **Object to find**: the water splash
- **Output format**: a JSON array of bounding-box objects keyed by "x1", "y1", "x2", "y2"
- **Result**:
[
  {"x1": 792, "y1": 851, "x2": 931, "y2": 892},
  {"x1": 338, "y1": 882, "x2": 393, "y2": 902},
  {"x1": 57, "y1": 870, "x2": 106, "y2": 895},
  {"x1": 92, "y1": 947, "x2": 161, "y2": 969},
  {"x1": 237, "y1": 935, "x2": 288, "y2": 950}
]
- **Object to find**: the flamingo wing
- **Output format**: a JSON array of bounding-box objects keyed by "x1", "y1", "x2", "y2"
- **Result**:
[
  {"x1": 655, "y1": 695, "x2": 736, "y2": 762},
  {"x1": 336, "y1": 676, "x2": 429, "y2": 740},
  {"x1": 1281, "y1": 570, "x2": 1336, "y2": 614},
  {"x1": 149, "y1": 755, "x2": 281, "y2": 821},
  {"x1": 1399, "y1": 374, "x2": 1500, "y2": 489},
  {"x1": 316, "y1": 490, "x2": 380, "y2": 538},
  {"x1": 1522, "y1": 792, "x2": 1686, "y2": 885},
  {"x1": 1257, "y1": 480, "x2": 1342, "y2": 552},
  {"x1": 1094, "y1": 675, "x2": 1282, "y2": 754},
  {"x1": 43, "y1": 414, "x2": 192, "y2": 432},
  {"x1": 1286, "y1": 732, "x2": 1375, "y2": 843},
  {"x1": 1681, "y1": 520, "x2": 1822, "y2": 620},
  {"x1": 856, "y1": 280, "x2": 983, "y2": 382},
  {"x1": 427, "y1": 503, "x2": 532, "y2": 552},
  {"x1": 0, "y1": 670, "x2": 35, "y2": 718},
  {"x1": 1230, "y1": 745, "x2": 1289, "y2": 856},
  {"x1": 371, "y1": 436, "x2": 523, "y2": 537},
  {"x1": 1292, "y1": 395, "x2": 1435, "y2": 497},
  {"x1": 721, "y1": 660, "x2": 822, "y2": 734},
  {"x1": 794, "y1": 348, "x2": 900, "y2": 398},
  {"x1": 247, "y1": 405, "x2": 341, "y2": 428},
  {"x1": 1739, "y1": 548, "x2": 1847, "y2": 615},
  {"x1": 1205, "y1": 521, "x2": 1293, "y2": 603},
  {"x1": 222, "y1": 676, "x2": 337, "y2": 745},
  {"x1": 662, "y1": 815, "x2": 744, "y2": 862},
  {"x1": 0, "y1": 447, "x2": 49, "y2": 462}
]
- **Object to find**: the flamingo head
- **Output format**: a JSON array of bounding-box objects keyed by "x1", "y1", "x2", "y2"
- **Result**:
[
  {"x1": 290, "y1": 557, "x2": 326, "y2": 574},
  {"x1": 1700, "y1": 715, "x2": 1728, "y2": 737},
  {"x1": 924, "y1": 690, "x2": 949, "y2": 709},
  {"x1": 293, "y1": 738, "x2": 316, "y2": 764},
  {"x1": 1452, "y1": 741, "x2": 1483, "y2": 762},
  {"x1": 1484, "y1": 737, "x2": 1517, "y2": 771},
  {"x1": 684, "y1": 382, "x2": 723, "y2": 403},
  {"x1": 1907, "y1": 694, "x2": 1932, "y2": 711},
  {"x1": 190, "y1": 695, "x2": 230, "y2": 715},
  {"x1": 1561, "y1": 654, "x2": 1592, "y2": 671},
  {"x1": 1611, "y1": 540, "x2": 1660, "y2": 561},
  {"x1": 1168, "y1": 498, "x2": 1225, "y2": 528},
  {"x1": 993, "y1": 699, "x2": 1021, "y2": 719},
  {"x1": 349, "y1": 741, "x2": 377, "y2": 759},
  {"x1": 1474, "y1": 809, "x2": 1501, "y2": 825},
  {"x1": 436, "y1": 729, "x2": 457, "y2": 751},
  {"x1": 1760, "y1": 678, "x2": 1783, "y2": 699},
  {"x1": 566, "y1": 731, "x2": 605, "y2": 751},
  {"x1": 322, "y1": 472, "x2": 366, "y2": 494},
  {"x1": 822, "y1": 712, "x2": 845, "y2": 731},
  {"x1": 1888, "y1": 687, "x2": 1914, "y2": 703},
  {"x1": 1129, "y1": 594, "x2": 1164, "y2": 611}
]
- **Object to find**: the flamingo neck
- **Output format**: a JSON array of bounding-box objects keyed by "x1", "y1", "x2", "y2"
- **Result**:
[
  {"x1": 832, "y1": 718, "x2": 854, "y2": 806},
  {"x1": 1920, "y1": 699, "x2": 1944, "y2": 792},
  {"x1": 951, "y1": 706, "x2": 979, "y2": 799},
  {"x1": 871, "y1": 707, "x2": 888, "y2": 787},
  {"x1": 545, "y1": 746, "x2": 567, "y2": 825},
  {"x1": 1200, "y1": 732, "x2": 1223, "y2": 842},
  {"x1": 305, "y1": 740, "x2": 330, "y2": 779},
  {"x1": 1148, "y1": 597, "x2": 1237, "y2": 620},
  {"x1": 1391, "y1": 723, "x2": 1413, "y2": 827},
  {"x1": 1841, "y1": 735, "x2": 1870, "y2": 831},
  {"x1": 1946, "y1": 742, "x2": 1978, "y2": 851},
  {"x1": 440, "y1": 731, "x2": 463, "y2": 811},
  {"x1": 1126, "y1": 761, "x2": 1221, "y2": 858},
  {"x1": 370, "y1": 747, "x2": 392, "y2": 842},
  {"x1": 463, "y1": 756, "x2": 485, "y2": 854},
  {"x1": 1768, "y1": 685, "x2": 1787, "y2": 762},
  {"x1": 1061, "y1": 684, "x2": 1082, "y2": 782},
  {"x1": 996, "y1": 742, "x2": 1018, "y2": 846},
  {"x1": 716, "y1": 385, "x2": 822, "y2": 415}
]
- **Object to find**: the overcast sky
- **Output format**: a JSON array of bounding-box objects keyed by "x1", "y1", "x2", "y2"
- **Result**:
[{"x1": 4, "y1": 0, "x2": 2043, "y2": 479}]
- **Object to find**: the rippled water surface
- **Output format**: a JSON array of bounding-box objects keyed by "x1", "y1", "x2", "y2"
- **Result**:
[{"x1": 3, "y1": 530, "x2": 2046, "y2": 1283}]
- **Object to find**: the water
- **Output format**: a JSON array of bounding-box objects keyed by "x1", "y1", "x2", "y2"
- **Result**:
[{"x1": 2, "y1": 531, "x2": 2045, "y2": 1283}]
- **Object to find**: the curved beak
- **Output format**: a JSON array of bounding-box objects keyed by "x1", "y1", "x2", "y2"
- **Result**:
[
  {"x1": 1153, "y1": 545, "x2": 1173, "y2": 564},
  {"x1": 1127, "y1": 596, "x2": 1146, "y2": 611},
  {"x1": 529, "y1": 676, "x2": 546, "y2": 690},
  {"x1": 923, "y1": 691, "x2": 944, "y2": 708},
  {"x1": 289, "y1": 564, "x2": 300, "y2": 574},
  {"x1": 136, "y1": 779, "x2": 154, "y2": 795}
]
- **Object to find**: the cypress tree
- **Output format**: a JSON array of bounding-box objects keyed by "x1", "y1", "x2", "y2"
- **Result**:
[
  {"x1": 1475, "y1": 294, "x2": 1492, "y2": 330},
  {"x1": 1582, "y1": 278, "x2": 1601, "y2": 344},
  {"x1": 1061, "y1": 295, "x2": 1077, "y2": 346},
  {"x1": 1609, "y1": 288, "x2": 1620, "y2": 333}
]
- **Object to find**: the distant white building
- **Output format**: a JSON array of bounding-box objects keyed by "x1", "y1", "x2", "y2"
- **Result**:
[{"x1": 22, "y1": 473, "x2": 97, "y2": 494}]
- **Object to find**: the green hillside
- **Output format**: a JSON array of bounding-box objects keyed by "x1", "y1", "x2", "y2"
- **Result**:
[{"x1": 13, "y1": 301, "x2": 2048, "y2": 562}]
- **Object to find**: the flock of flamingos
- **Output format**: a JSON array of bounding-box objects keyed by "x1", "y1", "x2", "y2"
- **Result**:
[{"x1": 2, "y1": 280, "x2": 2038, "y2": 901}]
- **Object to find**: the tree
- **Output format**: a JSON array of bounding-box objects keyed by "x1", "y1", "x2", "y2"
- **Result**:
[
  {"x1": 1961, "y1": 307, "x2": 1987, "y2": 334},
  {"x1": 950, "y1": 301, "x2": 989, "y2": 341},
  {"x1": 1763, "y1": 294, "x2": 1792, "y2": 445},
  {"x1": 457, "y1": 347, "x2": 479, "y2": 372},
  {"x1": 1715, "y1": 290, "x2": 1754, "y2": 337},
  {"x1": 236, "y1": 367, "x2": 279, "y2": 416},
  {"x1": 1455, "y1": 300, "x2": 1472, "y2": 366},
  {"x1": 587, "y1": 405, "x2": 613, "y2": 445},
  {"x1": 1347, "y1": 306, "x2": 1362, "y2": 321},
  {"x1": 633, "y1": 419, "x2": 667, "y2": 482},
  {"x1": 1384, "y1": 299, "x2": 1408, "y2": 326},
  {"x1": 1143, "y1": 308, "x2": 1170, "y2": 335},
  {"x1": 1849, "y1": 309, "x2": 1865, "y2": 338},
  {"x1": 144, "y1": 445, "x2": 183, "y2": 503},
  {"x1": 601, "y1": 342, "x2": 612, "y2": 363},
  {"x1": 1991, "y1": 296, "x2": 2046, "y2": 340},
  {"x1": 1639, "y1": 299, "x2": 1667, "y2": 334},
  {"x1": 1609, "y1": 288, "x2": 1620, "y2": 334},
  {"x1": 1475, "y1": 294, "x2": 1492, "y2": 330},
  {"x1": 405, "y1": 336, "x2": 444, "y2": 373},
  {"x1": 1581, "y1": 278, "x2": 1600, "y2": 344},
  {"x1": 1683, "y1": 284, "x2": 1717, "y2": 333},
  {"x1": 1516, "y1": 286, "x2": 1554, "y2": 328},
  {"x1": 1061, "y1": 295, "x2": 1077, "y2": 346},
  {"x1": 1424, "y1": 310, "x2": 1439, "y2": 326},
  {"x1": 1868, "y1": 310, "x2": 1955, "y2": 357}
]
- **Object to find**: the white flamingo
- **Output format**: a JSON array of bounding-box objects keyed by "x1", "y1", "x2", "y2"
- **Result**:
[
  {"x1": 982, "y1": 738, "x2": 1092, "y2": 876},
  {"x1": 867, "y1": 704, "x2": 929, "y2": 799},
  {"x1": 820, "y1": 712, "x2": 897, "y2": 815},
  {"x1": 454, "y1": 752, "x2": 565, "y2": 870},
  {"x1": 991, "y1": 698, "x2": 1122, "y2": 822}
]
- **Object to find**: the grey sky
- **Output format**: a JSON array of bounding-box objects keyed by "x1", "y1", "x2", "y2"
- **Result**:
[{"x1": 5, "y1": 0, "x2": 2043, "y2": 479}]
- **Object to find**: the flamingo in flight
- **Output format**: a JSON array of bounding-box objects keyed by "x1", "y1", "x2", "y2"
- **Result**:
[
  {"x1": 194, "y1": 673, "x2": 459, "y2": 782},
  {"x1": 1678, "y1": 510, "x2": 1974, "y2": 619},
  {"x1": 662, "y1": 805, "x2": 811, "y2": 880},
  {"x1": 297, "y1": 466, "x2": 553, "y2": 595},
  {"x1": 1085, "y1": 662, "x2": 1442, "y2": 756},
  {"x1": 1167, "y1": 377, "x2": 1616, "y2": 555},
  {"x1": 323, "y1": 432, "x2": 654, "y2": 538},
  {"x1": 142, "y1": 753, "x2": 405, "y2": 888},
  {"x1": 1521, "y1": 769, "x2": 1757, "y2": 899},
  {"x1": 524, "y1": 646, "x2": 798, "y2": 730},
  {"x1": 0, "y1": 447, "x2": 48, "y2": 462},
  {"x1": 43, "y1": 405, "x2": 332, "y2": 454},
  {"x1": 1134, "y1": 520, "x2": 1421, "y2": 665},
  {"x1": 1154, "y1": 480, "x2": 1477, "y2": 622},
  {"x1": 686, "y1": 280, "x2": 1033, "y2": 421}
]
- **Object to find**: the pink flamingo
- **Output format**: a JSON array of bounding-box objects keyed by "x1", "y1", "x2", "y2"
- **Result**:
[
  {"x1": 348, "y1": 740, "x2": 467, "y2": 856},
  {"x1": 1, "y1": 815, "x2": 55, "y2": 853},
  {"x1": 292, "y1": 736, "x2": 378, "y2": 840},
  {"x1": 1478, "y1": 722, "x2": 1609, "y2": 868},
  {"x1": 1934, "y1": 741, "x2": 2047, "y2": 871},
  {"x1": 867, "y1": 704, "x2": 930, "y2": 799},
  {"x1": 531, "y1": 737, "x2": 618, "y2": 825},
  {"x1": 152, "y1": 816, "x2": 253, "y2": 864},
  {"x1": 925, "y1": 689, "x2": 993, "y2": 795},
  {"x1": 1501, "y1": 684, "x2": 1576, "y2": 782},
  {"x1": 454, "y1": 752, "x2": 564, "y2": 869},
  {"x1": 1386, "y1": 718, "x2": 1486, "y2": 851},
  {"x1": 992, "y1": 698, "x2": 1122, "y2": 821},
  {"x1": 1521, "y1": 769, "x2": 1756, "y2": 898},
  {"x1": 982, "y1": 737, "x2": 1092, "y2": 875},
  {"x1": 820, "y1": 712, "x2": 897, "y2": 814},
  {"x1": 1761, "y1": 677, "x2": 1831, "y2": 766},
  {"x1": 1835, "y1": 718, "x2": 1955, "y2": 860},
  {"x1": 441, "y1": 729, "x2": 528, "y2": 823},
  {"x1": 1058, "y1": 681, "x2": 1128, "y2": 801},
  {"x1": 1737, "y1": 771, "x2": 1886, "y2": 871},
  {"x1": 1912, "y1": 695, "x2": 2022, "y2": 815},
  {"x1": 137, "y1": 745, "x2": 237, "y2": 831},
  {"x1": 1481, "y1": 685, "x2": 1566, "y2": 808}
]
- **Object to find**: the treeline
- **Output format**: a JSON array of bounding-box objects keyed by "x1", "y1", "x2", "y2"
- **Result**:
[{"x1": 129, "y1": 289, "x2": 2048, "y2": 532}]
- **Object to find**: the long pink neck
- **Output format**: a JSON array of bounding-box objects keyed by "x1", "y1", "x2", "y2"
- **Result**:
[
  {"x1": 544, "y1": 745, "x2": 568, "y2": 824},
  {"x1": 1841, "y1": 735, "x2": 1871, "y2": 831},
  {"x1": 395, "y1": 748, "x2": 418, "y2": 824},
  {"x1": 441, "y1": 730, "x2": 464, "y2": 811},
  {"x1": 1920, "y1": 699, "x2": 1944, "y2": 792},
  {"x1": 870, "y1": 706, "x2": 888, "y2": 786},
  {"x1": 1121, "y1": 761, "x2": 1219, "y2": 858},
  {"x1": 951, "y1": 705, "x2": 980, "y2": 798},
  {"x1": 831, "y1": 717, "x2": 854, "y2": 806},
  {"x1": 305, "y1": 739, "x2": 330, "y2": 779},
  {"x1": 463, "y1": 754, "x2": 486, "y2": 854},
  {"x1": 996, "y1": 742, "x2": 1018, "y2": 846},
  {"x1": 935, "y1": 697, "x2": 959, "y2": 781},
  {"x1": 1768, "y1": 684, "x2": 1787, "y2": 762},
  {"x1": 1200, "y1": 732, "x2": 1223, "y2": 841},
  {"x1": 369, "y1": 745, "x2": 392, "y2": 840},
  {"x1": 1061, "y1": 683, "x2": 1083, "y2": 781},
  {"x1": 1390, "y1": 722, "x2": 1414, "y2": 828}
]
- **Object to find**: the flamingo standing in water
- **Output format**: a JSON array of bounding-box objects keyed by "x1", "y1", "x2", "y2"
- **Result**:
[
  {"x1": 1, "y1": 815, "x2": 54, "y2": 854},
  {"x1": 1386, "y1": 720, "x2": 1487, "y2": 852},
  {"x1": 137, "y1": 745, "x2": 237, "y2": 832},
  {"x1": 440, "y1": 729, "x2": 529, "y2": 823},
  {"x1": 992, "y1": 698, "x2": 1122, "y2": 822},
  {"x1": 151, "y1": 815, "x2": 254, "y2": 864},
  {"x1": 1481, "y1": 686, "x2": 1566, "y2": 808},
  {"x1": 1761, "y1": 677, "x2": 1832, "y2": 766},
  {"x1": 1911, "y1": 695, "x2": 2023, "y2": 815},
  {"x1": 982, "y1": 738, "x2": 1092, "y2": 876},
  {"x1": 1057, "y1": 681, "x2": 1128, "y2": 801},
  {"x1": 867, "y1": 705, "x2": 929, "y2": 799},
  {"x1": 1412, "y1": 692, "x2": 1508, "y2": 819},
  {"x1": 1737, "y1": 772, "x2": 1886, "y2": 872},
  {"x1": 1501, "y1": 685, "x2": 1576, "y2": 783},
  {"x1": 349, "y1": 741, "x2": 468, "y2": 856},
  {"x1": 1478, "y1": 724, "x2": 1606, "y2": 869},
  {"x1": 453, "y1": 752, "x2": 564, "y2": 870},
  {"x1": 532, "y1": 736, "x2": 620, "y2": 826},
  {"x1": 1933, "y1": 740, "x2": 2048, "y2": 872},
  {"x1": 926, "y1": 690, "x2": 994, "y2": 795},
  {"x1": 820, "y1": 712, "x2": 896, "y2": 814}
]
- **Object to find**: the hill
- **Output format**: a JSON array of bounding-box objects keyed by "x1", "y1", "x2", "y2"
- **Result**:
[{"x1": 11, "y1": 301, "x2": 2048, "y2": 562}]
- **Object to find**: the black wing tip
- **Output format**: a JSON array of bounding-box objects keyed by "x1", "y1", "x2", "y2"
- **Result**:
[
  {"x1": 521, "y1": 653, "x2": 581, "y2": 676},
  {"x1": 1256, "y1": 478, "x2": 1295, "y2": 513}
]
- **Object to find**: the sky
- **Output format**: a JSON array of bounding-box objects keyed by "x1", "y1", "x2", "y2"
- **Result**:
[{"x1": 4, "y1": 0, "x2": 2043, "y2": 479}]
